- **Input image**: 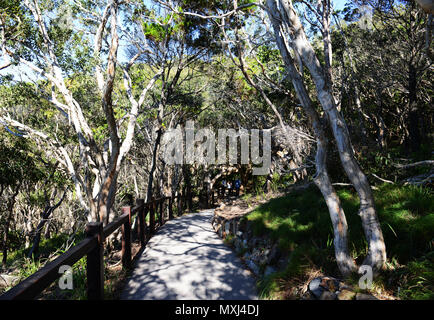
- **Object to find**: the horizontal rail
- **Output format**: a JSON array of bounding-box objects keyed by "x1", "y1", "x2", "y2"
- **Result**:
[
  {"x1": 103, "y1": 213, "x2": 129, "y2": 239},
  {"x1": 0, "y1": 236, "x2": 97, "y2": 300},
  {"x1": 0, "y1": 194, "x2": 190, "y2": 300}
]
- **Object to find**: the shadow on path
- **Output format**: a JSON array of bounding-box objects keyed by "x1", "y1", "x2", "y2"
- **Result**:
[{"x1": 120, "y1": 209, "x2": 257, "y2": 300}]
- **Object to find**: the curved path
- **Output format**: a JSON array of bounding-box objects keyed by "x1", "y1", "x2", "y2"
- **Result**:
[{"x1": 120, "y1": 209, "x2": 258, "y2": 300}]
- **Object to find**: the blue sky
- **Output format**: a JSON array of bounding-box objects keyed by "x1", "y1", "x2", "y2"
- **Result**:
[
  {"x1": 333, "y1": 0, "x2": 349, "y2": 10},
  {"x1": 0, "y1": 0, "x2": 351, "y2": 82}
]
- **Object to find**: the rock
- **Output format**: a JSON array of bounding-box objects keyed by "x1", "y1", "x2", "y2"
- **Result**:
[
  {"x1": 251, "y1": 248, "x2": 268, "y2": 265},
  {"x1": 263, "y1": 248, "x2": 270, "y2": 257},
  {"x1": 0, "y1": 274, "x2": 19, "y2": 287},
  {"x1": 320, "y1": 291, "x2": 337, "y2": 300},
  {"x1": 243, "y1": 251, "x2": 250, "y2": 258},
  {"x1": 264, "y1": 266, "x2": 277, "y2": 277},
  {"x1": 234, "y1": 238, "x2": 245, "y2": 254},
  {"x1": 356, "y1": 293, "x2": 378, "y2": 300},
  {"x1": 320, "y1": 277, "x2": 340, "y2": 292},
  {"x1": 218, "y1": 227, "x2": 223, "y2": 237},
  {"x1": 266, "y1": 244, "x2": 281, "y2": 265},
  {"x1": 225, "y1": 222, "x2": 230, "y2": 234},
  {"x1": 309, "y1": 277, "x2": 324, "y2": 299},
  {"x1": 250, "y1": 248, "x2": 262, "y2": 264},
  {"x1": 246, "y1": 259, "x2": 260, "y2": 276},
  {"x1": 337, "y1": 289, "x2": 356, "y2": 300},
  {"x1": 338, "y1": 282, "x2": 354, "y2": 291}
]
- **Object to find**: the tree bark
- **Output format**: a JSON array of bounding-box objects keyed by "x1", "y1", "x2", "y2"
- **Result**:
[
  {"x1": 146, "y1": 127, "x2": 163, "y2": 202},
  {"x1": 266, "y1": 0, "x2": 357, "y2": 275},
  {"x1": 275, "y1": 0, "x2": 386, "y2": 271}
]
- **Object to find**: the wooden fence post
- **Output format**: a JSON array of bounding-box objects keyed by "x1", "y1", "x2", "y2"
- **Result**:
[
  {"x1": 188, "y1": 192, "x2": 193, "y2": 211},
  {"x1": 165, "y1": 197, "x2": 169, "y2": 220},
  {"x1": 121, "y1": 207, "x2": 132, "y2": 269},
  {"x1": 144, "y1": 204, "x2": 150, "y2": 239},
  {"x1": 150, "y1": 200, "x2": 155, "y2": 235},
  {"x1": 86, "y1": 222, "x2": 104, "y2": 300},
  {"x1": 169, "y1": 197, "x2": 174, "y2": 220},
  {"x1": 159, "y1": 199, "x2": 164, "y2": 226},
  {"x1": 177, "y1": 195, "x2": 182, "y2": 216},
  {"x1": 137, "y1": 199, "x2": 145, "y2": 248}
]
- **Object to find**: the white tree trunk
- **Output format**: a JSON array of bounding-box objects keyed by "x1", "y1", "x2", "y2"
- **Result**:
[
  {"x1": 275, "y1": 0, "x2": 387, "y2": 271},
  {"x1": 266, "y1": 0, "x2": 357, "y2": 275}
]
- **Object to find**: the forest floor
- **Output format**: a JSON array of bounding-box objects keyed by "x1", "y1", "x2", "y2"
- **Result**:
[{"x1": 220, "y1": 183, "x2": 433, "y2": 300}]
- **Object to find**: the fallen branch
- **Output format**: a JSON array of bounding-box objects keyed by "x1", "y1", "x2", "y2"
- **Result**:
[
  {"x1": 404, "y1": 173, "x2": 434, "y2": 186},
  {"x1": 371, "y1": 173, "x2": 394, "y2": 184},
  {"x1": 331, "y1": 182, "x2": 378, "y2": 190},
  {"x1": 394, "y1": 160, "x2": 434, "y2": 169}
]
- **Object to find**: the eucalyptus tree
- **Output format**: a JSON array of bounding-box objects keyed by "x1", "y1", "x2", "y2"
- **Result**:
[
  {"x1": 263, "y1": 0, "x2": 389, "y2": 274},
  {"x1": 0, "y1": 0, "x2": 162, "y2": 224},
  {"x1": 122, "y1": 1, "x2": 224, "y2": 204}
]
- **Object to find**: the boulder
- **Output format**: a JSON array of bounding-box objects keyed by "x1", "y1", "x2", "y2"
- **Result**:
[
  {"x1": 246, "y1": 259, "x2": 260, "y2": 276},
  {"x1": 266, "y1": 244, "x2": 281, "y2": 265},
  {"x1": 308, "y1": 277, "x2": 324, "y2": 299}
]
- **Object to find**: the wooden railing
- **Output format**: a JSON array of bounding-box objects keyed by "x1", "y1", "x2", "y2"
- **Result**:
[{"x1": 0, "y1": 194, "x2": 187, "y2": 300}]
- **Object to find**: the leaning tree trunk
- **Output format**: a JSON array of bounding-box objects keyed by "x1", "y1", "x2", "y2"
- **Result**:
[
  {"x1": 276, "y1": 0, "x2": 386, "y2": 271},
  {"x1": 146, "y1": 127, "x2": 163, "y2": 202},
  {"x1": 266, "y1": 0, "x2": 357, "y2": 276}
]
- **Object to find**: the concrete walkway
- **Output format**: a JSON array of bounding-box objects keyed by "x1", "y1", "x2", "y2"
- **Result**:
[{"x1": 120, "y1": 209, "x2": 257, "y2": 300}]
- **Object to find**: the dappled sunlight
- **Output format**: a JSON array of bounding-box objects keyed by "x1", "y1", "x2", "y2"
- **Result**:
[{"x1": 121, "y1": 210, "x2": 257, "y2": 300}]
